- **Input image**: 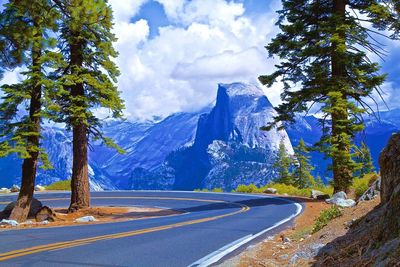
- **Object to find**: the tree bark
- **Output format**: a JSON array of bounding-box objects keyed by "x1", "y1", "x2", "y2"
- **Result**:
[
  {"x1": 68, "y1": 36, "x2": 90, "y2": 212},
  {"x1": 331, "y1": 0, "x2": 352, "y2": 193},
  {"x1": 9, "y1": 28, "x2": 42, "y2": 222}
]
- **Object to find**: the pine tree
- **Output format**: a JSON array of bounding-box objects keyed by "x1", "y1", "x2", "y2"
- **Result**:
[
  {"x1": 52, "y1": 0, "x2": 124, "y2": 212},
  {"x1": 273, "y1": 140, "x2": 293, "y2": 185},
  {"x1": 354, "y1": 142, "x2": 375, "y2": 177},
  {"x1": 292, "y1": 139, "x2": 315, "y2": 189},
  {"x1": 315, "y1": 175, "x2": 325, "y2": 188},
  {"x1": 259, "y1": 0, "x2": 399, "y2": 193},
  {"x1": 0, "y1": 0, "x2": 59, "y2": 222}
]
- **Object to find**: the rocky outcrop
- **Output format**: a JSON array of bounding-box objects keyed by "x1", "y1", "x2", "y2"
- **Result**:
[
  {"x1": 310, "y1": 190, "x2": 330, "y2": 200},
  {"x1": 358, "y1": 177, "x2": 381, "y2": 202},
  {"x1": 1, "y1": 198, "x2": 43, "y2": 219},
  {"x1": 172, "y1": 83, "x2": 293, "y2": 190},
  {"x1": 379, "y1": 134, "x2": 400, "y2": 204},
  {"x1": 314, "y1": 133, "x2": 400, "y2": 266},
  {"x1": 378, "y1": 133, "x2": 400, "y2": 243},
  {"x1": 35, "y1": 206, "x2": 57, "y2": 222},
  {"x1": 326, "y1": 191, "x2": 356, "y2": 208}
]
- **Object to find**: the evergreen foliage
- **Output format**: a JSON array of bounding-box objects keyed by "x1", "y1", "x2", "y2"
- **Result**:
[
  {"x1": 292, "y1": 139, "x2": 315, "y2": 189},
  {"x1": 51, "y1": 0, "x2": 124, "y2": 211},
  {"x1": 273, "y1": 140, "x2": 293, "y2": 185},
  {"x1": 259, "y1": 0, "x2": 399, "y2": 192},
  {"x1": 0, "y1": 0, "x2": 60, "y2": 221},
  {"x1": 52, "y1": 0, "x2": 124, "y2": 140},
  {"x1": 354, "y1": 142, "x2": 375, "y2": 177},
  {"x1": 0, "y1": 0, "x2": 59, "y2": 168}
]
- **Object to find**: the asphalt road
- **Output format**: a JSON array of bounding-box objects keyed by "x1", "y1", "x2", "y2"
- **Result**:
[{"x1": 0, "y1": 191, "x2": 302, "y2": 267}]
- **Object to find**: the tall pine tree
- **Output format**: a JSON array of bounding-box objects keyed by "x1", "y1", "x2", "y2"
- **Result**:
[
  {"x1": 0, "y1": 0, "x2": 59, "y2": 222},
  {"x1": 273, "y1": 140, "x2": 293, "y2": 185},
  {"x1": 260, "y1": 0, "x2": 399, "y2": 193},
  {"x1": 292, "y1": 139, "x2": 315, "y2": 189},
  {"x1": 354, "y1": 141, "x2": 375, "y2": 177},
  {"x1": 52, "y1": 0, "x2": 124, "y2": 211}
]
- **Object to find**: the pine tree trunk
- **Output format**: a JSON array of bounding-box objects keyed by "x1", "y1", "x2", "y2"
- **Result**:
[
  {"x1": 69, "y1": 121, "x2": 89, "y2": 211},
  {"x1": 331, "y1": 0, "x2": 352, "y2": 193},
  {"x1": 68, "y1": 37, "x2": 90, "y2": 212},
  {"x1": 9, "y1": 30, "x2": 42, "y2": 222}
]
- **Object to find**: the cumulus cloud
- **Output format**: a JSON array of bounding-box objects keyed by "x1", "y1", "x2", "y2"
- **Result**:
[{"x1": 110, "y1": 0, "x2": 280, "y2": 120}]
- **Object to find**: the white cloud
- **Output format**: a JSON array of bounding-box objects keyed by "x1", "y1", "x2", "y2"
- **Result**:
[
  {"x1": 110, "y1": 0, "x2": 280, "y2": 120},
  {"x1": 172, "y1": 48, "x2": 268, "y2": 80},
  {"x1": 108, "y1": 0, "x2": 149, "y2": 22}
]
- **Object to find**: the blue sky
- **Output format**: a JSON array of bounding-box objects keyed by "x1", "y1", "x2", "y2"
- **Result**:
[{"x1": 1, "y1": 0, "x2": 399, "y2": 120}]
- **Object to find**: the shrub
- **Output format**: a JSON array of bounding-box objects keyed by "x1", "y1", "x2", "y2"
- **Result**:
[
  {"x1": 212, "y1": 188, "x2": 223, "y2": 192},
  {"x1": 235, "y1": 184, "x2": 259, "y2": 193},
  {"x1": 46, "y1": 180, "x2": 71, "y2": 191},
  {"x1": 312, "y1": 206, "x2": 342, "y2": 233},
  {"x1": 351, "y1": 173, "x2": 378, "y2": 199},
  {"x1": 261, "y1": 183, "x2": 333, "y2": 197}
]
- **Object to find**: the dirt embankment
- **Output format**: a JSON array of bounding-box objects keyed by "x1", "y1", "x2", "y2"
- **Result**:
[{"x1": 219, "y1": 196, "x2": 380, "y2": 267}]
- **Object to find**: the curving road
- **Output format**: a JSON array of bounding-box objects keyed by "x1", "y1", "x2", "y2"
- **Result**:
[{"x1": 0, "y1": 191, "x2": 302, "y2": 267}]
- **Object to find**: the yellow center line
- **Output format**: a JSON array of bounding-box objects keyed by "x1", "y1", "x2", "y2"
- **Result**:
[{"x1": 0, "y1": 197, "x2": 250, "y2": 262}]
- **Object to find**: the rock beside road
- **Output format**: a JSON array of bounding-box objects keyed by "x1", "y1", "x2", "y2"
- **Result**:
[
  {"x1": 35, "y1": 206, "x2": 57, "y2": 222},
  {"x1": 10, "y1": 185, "x2": 20, "y2": 192},
  {"x1": 2, "y1": 198, "x2": 43, "y2": 218},
  {"x1": 264, "y1": 188, "x2": 277, "y2": 194},
  {"x1": 310, "y1": 189, "x2": 330, "y2": 200},
  {"x1": 0, "y1": 219, "x2": 19, "y2": 227},
  {"x1": 34, "y1": 185, "x2": 46, "y2": 191},
  {"x1": 75, "y1": 216, "x2": 97, "y2": 223},
  {"x1": 326, "y1": 191, "x2": 356, "y2": 208}
]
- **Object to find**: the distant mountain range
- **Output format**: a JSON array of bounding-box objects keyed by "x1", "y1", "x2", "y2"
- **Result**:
[{"x1": 0, "y1": 82, "x2": 399, "y2": 190}]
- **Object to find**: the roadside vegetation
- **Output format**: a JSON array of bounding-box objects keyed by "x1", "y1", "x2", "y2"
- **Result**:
[
  {"x1": 235, "y1": 183, "x2": 333, "y2": 197},
  {"x1": 312, "y1": 206, "x2": 343, "y2": 233},
  {"x1": 352, "y1": 173, "x2": 379, "y2": 199},
  {"x1": 45, "y1": 180, "x2": 71, "y2": 191}
]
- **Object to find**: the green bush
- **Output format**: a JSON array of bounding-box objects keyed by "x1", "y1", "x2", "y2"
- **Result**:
[
  {"x1": 235, "y1": 184, "x2": 259, "y2": 193},
  {"x1": 261, "y1": 183, "x2": 333, "y2": 197},
  {"x1": 351, "y1": 173, "x2": 378, "y2": 199},
  {"x1": 46, "y1": 180, "x2": 71, "y2": 191},
  {"x1": 235, "y1": 182, "x2": 333, "y2": 197},
  {"x1": 312, "y1": 206, "x2": 342, "y2": 233},
  {"x1": 212, "y1": 188, "x2": 223, "y2": 192}
]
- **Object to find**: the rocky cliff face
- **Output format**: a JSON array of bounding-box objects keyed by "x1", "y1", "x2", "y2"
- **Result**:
[
  {"x1": 315, "y1": 133, "x2": 400, "y2": 266},
  {"x1": 378, "y1": 133, "x2": 400, "y2": 244},
  {"x1": 170, "y1": 83, "x2": 293, "y2": 190}
]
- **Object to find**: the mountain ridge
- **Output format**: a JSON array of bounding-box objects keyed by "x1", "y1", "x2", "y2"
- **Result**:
[{"x1": 0, "y1": 83, "x2": 399, "y2": 190}]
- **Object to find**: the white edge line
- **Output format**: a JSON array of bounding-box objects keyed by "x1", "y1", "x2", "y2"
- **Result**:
[{"x1": 188, "y1": 197, "x2": 303, "y2": 267}]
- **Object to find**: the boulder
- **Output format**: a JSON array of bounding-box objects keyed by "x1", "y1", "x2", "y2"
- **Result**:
[
  {"x1": 10, "y1": 185, "x2": 20, "y2": 193},
  {"x1": 358, "y1": 178, "x2": 381, "y2": 202},
  {"x1": 34, "y1": 185, "x2": 46, "y2": 192},
  {"x1": 326, "y1": 191, "x2": 356, "y2": 208},
  {"x1": 0, "y1": 219, "x2": 19, "y2": 227},
  {"x1": 75, "y1": 216, "x2": 97, "y2": 223},
  {"x1": 35, "y1": 206, "x2": 57, "y2": 222},
  {"x1": 2, "y1": 198, "x2": 43, "y2": 218},
  {"x1": 264, "y1": 188, "x2": 277, "y2": 194},
  {"x1": 311, "y1": 189, "x2": 330, "y2": 200},
  {"x1": 333, "y1": 191, "x2": 347, "y2": 200},
  {"x1": 334, "y1": 198, "x2": 356, "y2": 208}
]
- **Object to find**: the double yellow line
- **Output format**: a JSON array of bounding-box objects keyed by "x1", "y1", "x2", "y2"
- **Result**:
[{"x1": 0, "y1": 196, "x2": 250, "y2": 261}]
